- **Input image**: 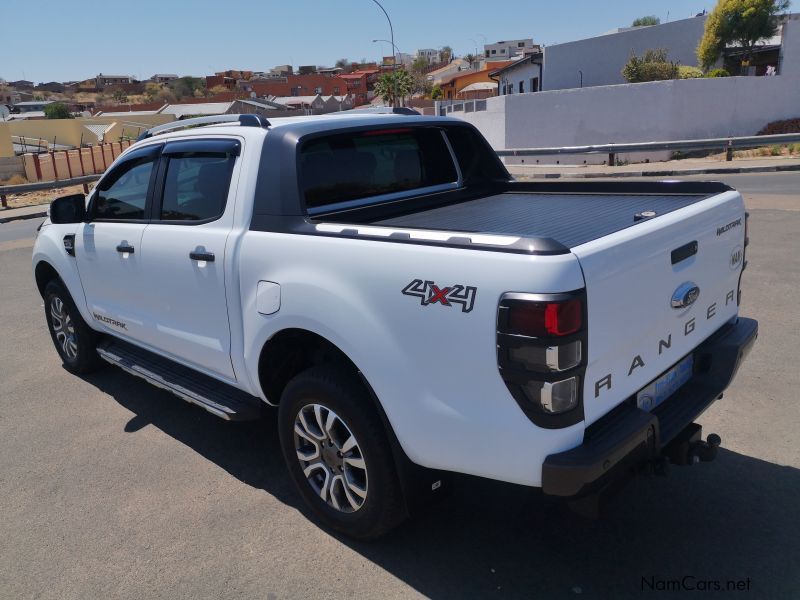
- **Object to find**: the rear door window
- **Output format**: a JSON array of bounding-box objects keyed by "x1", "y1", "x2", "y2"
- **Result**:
[
  {"x1": 299, "y1": 128, "x2": 458, "y2": 209},
  {"x1": 158, "y1": 139, "x2": 238, "y2": 222}
]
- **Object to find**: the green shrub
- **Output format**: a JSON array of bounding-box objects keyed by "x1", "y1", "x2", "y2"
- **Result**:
[
  {"x1": 705, "y1": 68, "x2": 730, "y2": 78},
  {"x1": 678, "y1": 66, "x2": 704, "y2": 79},
  {"x1": 770, "y1": 145, "x2": 783, "y2": 156},
  {"x1": 622, "y1": 48, "x2": 679, "y2": 83}
]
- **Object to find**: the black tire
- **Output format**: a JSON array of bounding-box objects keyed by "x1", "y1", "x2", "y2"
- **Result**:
[
  {"x1": 278, "y1": 365, "x2": 406, "y2": 540},
  {"x1": 43, "y1": 278, "x2": 103, "y2": 374}
]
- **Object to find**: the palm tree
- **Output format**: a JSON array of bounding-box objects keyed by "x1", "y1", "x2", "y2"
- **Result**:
[
  {"x1": 374, "y1": 70, "x2": 414, "y2": 106},
  {"x1": 464, "y1": 54, "x2": 476, "y2": 70}
]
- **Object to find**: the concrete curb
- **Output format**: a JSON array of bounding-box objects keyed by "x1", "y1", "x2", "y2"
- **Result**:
[
  {"x1": 513, "y1": 163, "x2": 800, "y2": 179},
  {"x1": 0, "y1": 208, "x2": 48, "y2": 224}
]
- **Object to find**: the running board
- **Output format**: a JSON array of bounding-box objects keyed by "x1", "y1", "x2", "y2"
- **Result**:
[{"x1": 97, "y1": 339, "x2": 262, "y2": 421}]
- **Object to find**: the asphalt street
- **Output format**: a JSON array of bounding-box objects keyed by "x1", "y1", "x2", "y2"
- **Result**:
[{"x1": 1, "y1": 172, "x2": 798, "y2": 599}]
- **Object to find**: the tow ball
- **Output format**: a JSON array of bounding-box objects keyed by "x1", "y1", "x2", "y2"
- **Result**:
[{"x1": 662, "y1": 422, "x2": 722, "y2": 467}]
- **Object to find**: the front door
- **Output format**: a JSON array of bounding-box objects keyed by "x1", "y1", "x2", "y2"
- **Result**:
[{"x1": 75, "y1": 144, "x2": 160, "y2": 344}]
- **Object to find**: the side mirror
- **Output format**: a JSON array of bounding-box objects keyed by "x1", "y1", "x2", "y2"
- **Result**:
[{"x1": 49, "y1": 194, "x2": 86, "y2": 224}]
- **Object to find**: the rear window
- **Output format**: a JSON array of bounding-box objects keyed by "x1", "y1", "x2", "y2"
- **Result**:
[{"x1": 299, "y1": 128, "x2": 458, "y2": 209}]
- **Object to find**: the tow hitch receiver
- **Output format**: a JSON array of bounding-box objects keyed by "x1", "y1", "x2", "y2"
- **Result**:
[{"x1": 663, "y1": 423, "x2": 721, "y2": 466}]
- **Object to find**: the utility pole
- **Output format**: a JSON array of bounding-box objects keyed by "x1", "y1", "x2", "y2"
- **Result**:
[{"x1": 370, "y1": 0, "x2": 398, "y2": 107}]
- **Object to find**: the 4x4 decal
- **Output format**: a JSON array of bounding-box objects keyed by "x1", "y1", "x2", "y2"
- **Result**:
[{"x1": 401, "y1": 279, "x2": 477, "y2": 313}]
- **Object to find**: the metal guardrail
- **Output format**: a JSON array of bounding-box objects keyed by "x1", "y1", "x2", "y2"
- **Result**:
[
  {"x1": 495, "y1": 132, "x2": 800, "y2": 163},
  {"x1": 0, "y1": 175, "x2": 100, "y2": 208}
]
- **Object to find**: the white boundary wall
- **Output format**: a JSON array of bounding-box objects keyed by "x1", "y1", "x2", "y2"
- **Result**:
[{"x1": 446, "y1": 74, "x2": 800, "y2": 164}]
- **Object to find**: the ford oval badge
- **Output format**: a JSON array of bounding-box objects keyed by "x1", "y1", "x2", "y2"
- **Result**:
[{"x1": 671, "y1": 282, "x2": 700, "y2": 309}]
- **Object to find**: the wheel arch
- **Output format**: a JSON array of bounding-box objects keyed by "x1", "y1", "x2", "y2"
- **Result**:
[
  {"x1": 257, "y1": 327, "x2": 448, "y2": 514},
  {"x1": 34, "y1": 260, "x2": 61, "y2": 298}
]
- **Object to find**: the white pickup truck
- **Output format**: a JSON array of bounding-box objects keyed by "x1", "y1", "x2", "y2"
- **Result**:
[{"x1": 33, "y1": 112, "x2": 757, "y2": 538}]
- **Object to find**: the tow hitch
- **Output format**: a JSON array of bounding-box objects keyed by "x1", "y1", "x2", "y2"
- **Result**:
[{"x1": 662, "y1": 423, "x2": 721, "y2": 467}]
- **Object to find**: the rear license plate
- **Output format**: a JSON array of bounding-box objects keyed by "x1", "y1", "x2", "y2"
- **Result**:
[{"x1": 637, "y1": 355, "x2": 694, "y2": 412}]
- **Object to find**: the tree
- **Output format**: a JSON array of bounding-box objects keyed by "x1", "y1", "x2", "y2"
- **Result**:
[
  {"x1": 440, "y1": 46, "x2": 453, "y2": 63},
  {"x1": 411, "y1": 55, "x2": 429, "y2": 73},
  {"x1": 464, "y1": 53, "x2": 476, "y2": 69},
  {"x1": 335, "y1": 58, "x2": 350, "y2": 70},
  {"x1": 622, "y1": 48, "x2": 679, "y2": 82},
  {"x1": 697, "y1": 0, "x2": 790, "y2": 70},
  {"x1": 632, "y1": 16, "x2": 661, "y2": 26},
  {"x1": 431, "y1": 85, "x2": 443, "y2": 100},
  {"x1": 112, "y1": 89, "x2": 128, "y2": 104},
  {"x1": 169, "y1": 76, "x2": 205, "y2": 100},
  {"x1": 374, "y1": 70, "x2": 414, "y2": 106},
  {"x1": 44, "y1": 102, "x2": 72, "y2": 119},
  {"x1": 209, "y1": 85, "x2": 229, "y2": 96},
  {"x1": 143, "y1": 82, "x2": 161, "y2": 101}
]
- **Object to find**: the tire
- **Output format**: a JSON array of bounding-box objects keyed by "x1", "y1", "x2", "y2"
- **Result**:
[
  {"x1": 43, "y1": 278, "x2": 103, "y2": 374},
  {"x1": 278, "y1": 365, "x2": 406, "y2": 539}
]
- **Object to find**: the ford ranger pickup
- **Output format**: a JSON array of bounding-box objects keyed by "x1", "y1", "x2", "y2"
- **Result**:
[{"x1": 32, "y1": 113, "x2": 758, "y2": 538}]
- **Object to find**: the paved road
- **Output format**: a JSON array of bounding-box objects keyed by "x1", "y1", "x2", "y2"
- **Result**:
[{"x1": 1, "y1": 172, "x2": 798, "y2": 599}]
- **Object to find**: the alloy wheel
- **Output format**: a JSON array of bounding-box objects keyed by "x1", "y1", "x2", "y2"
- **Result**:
[
  {"x1": 293, "y1": 403, "x2": 368, "y2": 513},
  {"x1": 50, "y1": 296, "x2": 78, "y2": 361}
]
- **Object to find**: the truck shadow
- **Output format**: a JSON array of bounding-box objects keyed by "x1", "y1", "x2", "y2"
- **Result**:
[{"x1": 82, "y1": 368, "x2": 800, "y2": 599}]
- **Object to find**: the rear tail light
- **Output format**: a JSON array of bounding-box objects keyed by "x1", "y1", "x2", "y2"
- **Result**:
[
  {"x1": 497, "y1": 292, "x2": 587, "y2": 427},
  {"x1": 507, "y1": 299, "x2": 582, "y2": 337}
]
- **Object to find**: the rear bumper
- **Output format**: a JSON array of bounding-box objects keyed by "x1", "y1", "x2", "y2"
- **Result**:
[{"x1": 541, "y1": 317, "x2": 758, "y2": 497}]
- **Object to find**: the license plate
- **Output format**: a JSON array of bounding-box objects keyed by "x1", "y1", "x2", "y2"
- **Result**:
[{"x1": 636, "y1": 355, "x2": 694, "y2": 412}]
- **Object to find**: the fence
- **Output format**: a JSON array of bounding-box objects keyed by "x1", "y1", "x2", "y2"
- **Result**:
[
  {"x1": 495, "y1": 132, "x2": 800, "y2": 165},
  {"x1": 21, "y1": 140, "x2": 134, "y2": 183}
]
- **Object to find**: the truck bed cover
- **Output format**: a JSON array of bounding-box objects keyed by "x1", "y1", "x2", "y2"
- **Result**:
[{"x1": 374, "y1": 191, "x2": 712, "y2": 249}]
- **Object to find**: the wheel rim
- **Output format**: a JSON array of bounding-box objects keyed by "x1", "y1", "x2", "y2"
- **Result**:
[
  {"x1": 293, "y1": 403, "x2": 368, "y2": 513},
  {"x1": 50, "y1": 296, "x2": 78, "y2": 361}
]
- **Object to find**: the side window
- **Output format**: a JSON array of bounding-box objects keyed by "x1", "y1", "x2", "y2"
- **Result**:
[
  {"x1": 160, "y1": 151, "x2": 236, "y2": 222},
  {"x1": 94, "y1": 155, "x2": 156, "y2": 220},
  {"x1": 299, "y1": 128, "x2": 458, "y2": 209}
]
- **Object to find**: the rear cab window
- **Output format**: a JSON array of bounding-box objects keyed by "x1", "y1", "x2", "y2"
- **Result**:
[{"x1": 299, "y1": 127, "x2": 459, "y2": 211}]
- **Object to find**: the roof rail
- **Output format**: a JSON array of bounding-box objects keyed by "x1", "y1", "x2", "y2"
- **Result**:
[
  {"x1": 344, "y1": 106, "x2": 421, "y2": 116},
  {"x1": 137, "y1": 114, "x2": 270, "y2": 141}
]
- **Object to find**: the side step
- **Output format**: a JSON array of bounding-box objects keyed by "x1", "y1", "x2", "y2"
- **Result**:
[{"x1": 97, "y1": 339, "x2": 262, "y2": 421}]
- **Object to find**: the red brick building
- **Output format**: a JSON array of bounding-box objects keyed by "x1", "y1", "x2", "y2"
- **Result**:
[
  {"x1": 337, "y1": 69, "x2": 380, "y2": 105},
  {"x1": 247, "y1": 74, "x2": 350, "y2": 101}
]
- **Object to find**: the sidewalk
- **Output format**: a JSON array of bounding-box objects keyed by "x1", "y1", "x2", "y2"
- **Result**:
[
  {"x1": 507, "y1": 156, "x2": 800, "y2": 179},
  {"x1": 0, "y1": 204, "x2": 48, "y2": 224}
]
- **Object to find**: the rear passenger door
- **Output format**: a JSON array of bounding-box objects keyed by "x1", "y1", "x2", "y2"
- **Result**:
[{"x1": 137, "y1": 138, "x2": 241, "y2": 380}]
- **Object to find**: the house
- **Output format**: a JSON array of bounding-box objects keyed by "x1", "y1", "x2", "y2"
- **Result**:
[
  {"x1": 150, "y1": 74, "x2": 179, "y2": 83},
  {"x1": 337, "y1": 69, "x2": 380, "y2": 105},
  {"x1": 491, "y1": 53, "x2": 544, "y2": 95},
  {"x1": 483, "y1": 39, "x2": 538, "y2": 60},
  {"x1": 35, "y1": 81, "x2": 66, "y2": 93},
  {"x1": 247, "y1": 74, "x2": 348, "y2": 99},
  {"x1": 12, "y1": 100, "x2": 55, "y2": 113},
  {"x1": 416, "y1": 48, "x2": 441, "y2": 64},
  {"x1": 7, "y1": 80, "x2": 34, "y2": 90},
  {"x1": 542, "y1": 15, "x2": 708, "y2": 90},
  {"x1": 438, "y1": 61, "x2": 513, "y2": 100},
  {"x1": 95, "y1": 73, "x2": 132, "y2": 87},
  {"x1": 270, "y1": 95, "x2": 326, "y2": 112},
  {"x1": 427, "y1": 58, "x2": 470, "y2": 85}
]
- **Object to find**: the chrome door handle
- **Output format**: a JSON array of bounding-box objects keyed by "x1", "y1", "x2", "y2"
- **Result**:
[{"x1": 189, "y1": 251, "x2": 215, "y2": 262}]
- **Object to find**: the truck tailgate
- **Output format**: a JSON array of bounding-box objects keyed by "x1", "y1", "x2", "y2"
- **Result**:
[{"x1": 571, "y1": 189, "x2": 747, "y2": 425}]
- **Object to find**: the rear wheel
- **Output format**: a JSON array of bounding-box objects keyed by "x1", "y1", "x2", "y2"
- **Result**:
[
  {"x1": 44, "y1": 279, "x2": 102, "y2": 374},
  {"x1": 278, "y1": 366, "x2": 406, "y2": 539}
]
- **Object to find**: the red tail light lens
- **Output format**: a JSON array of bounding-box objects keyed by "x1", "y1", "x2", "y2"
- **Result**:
[{"x1": 508, "y1": 299, "x2": 582, "y2": 337}]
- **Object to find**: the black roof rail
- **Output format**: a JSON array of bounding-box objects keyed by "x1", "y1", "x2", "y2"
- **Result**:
[
  {"x1": 136, "y1": 114, "x2": 271, "y2": 141},
  {"x1": 343, "y1": 106, "x2": 421, "y2": 116}
]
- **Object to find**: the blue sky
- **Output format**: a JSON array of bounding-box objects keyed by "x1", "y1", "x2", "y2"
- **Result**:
[{"x1": 5, "y1": 0, "x2": 724, "y2": 82}]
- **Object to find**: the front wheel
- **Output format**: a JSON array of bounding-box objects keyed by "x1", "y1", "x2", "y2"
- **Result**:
[
  {"x1": 278, "y1": 366, "x2": 406, "y2": 539},
  {"x1": 44, "y1": 279, "x2": 102, "y2": 374}
]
